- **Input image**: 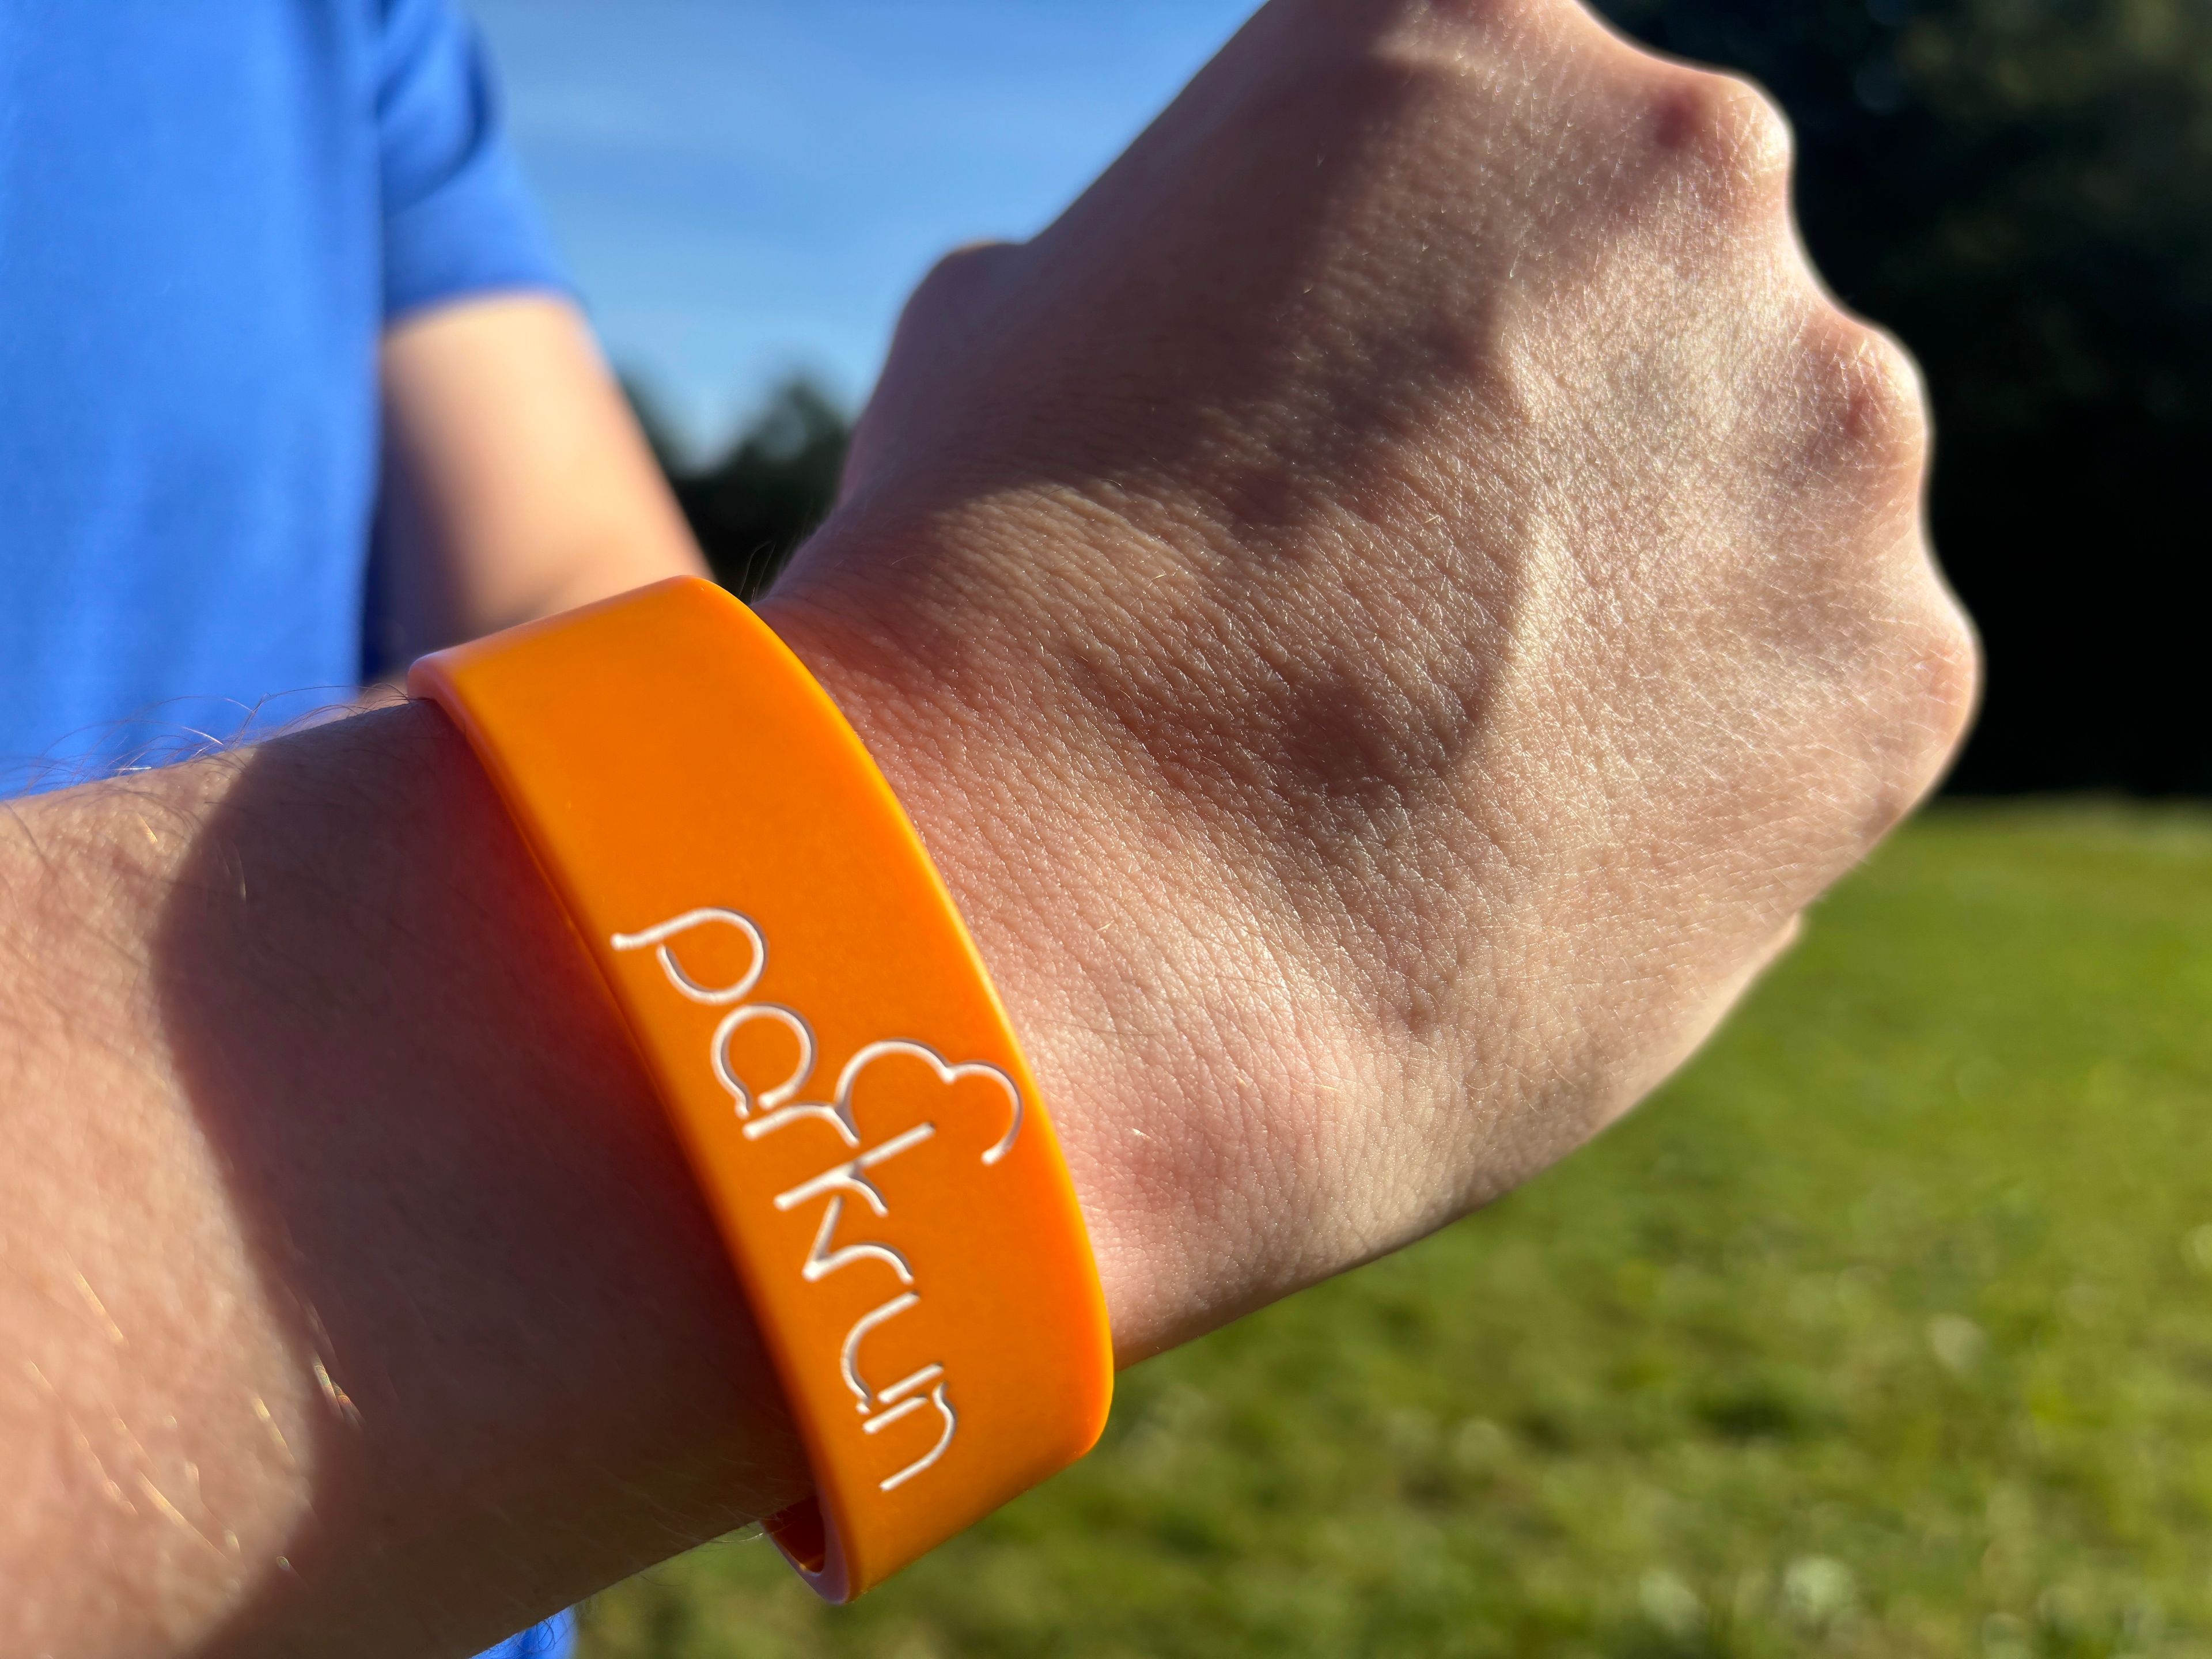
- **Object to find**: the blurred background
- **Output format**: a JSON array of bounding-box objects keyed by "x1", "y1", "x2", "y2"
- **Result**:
[{"x1": 469, "y1": 2, "x2": 2212, "y2": 1654}]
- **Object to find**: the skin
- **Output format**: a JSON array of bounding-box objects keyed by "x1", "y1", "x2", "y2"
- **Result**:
[
  {"x1": 0, "y1": 1, "x2": 1977, "y2": 1654},
  {"x1": 374, "y1": 291, "x2": 710, "y2": 659},
  {"x1": 779, "y1": 0, "x2": 1975, "y2": 1355}
]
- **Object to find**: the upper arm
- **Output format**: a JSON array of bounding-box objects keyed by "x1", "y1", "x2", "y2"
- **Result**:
[
  {"x1": 368, "y1": 0, "x2": 705, "y2": 668},
  {"x1": 377, "y1": 0, "x2": 564, "y2": 325}
]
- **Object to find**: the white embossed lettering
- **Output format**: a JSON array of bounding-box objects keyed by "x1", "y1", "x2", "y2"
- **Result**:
[
  {"x1": 772, "y1": 1120, "x2": 935, "y2": 1219},
  {"x1": 611, "y1": 908, "x2": 766, "y2": 1005},
  {"x1": 612, "y1": 904, "x2": 1018, "y2": 1495},
  {"x1": 839, "y1": 1291, "x2": 921, "y2": 1411},
  {"x1": 869, "y1": 1382, "x2": 957, "y2": 1491},
  {"x1": 710, "y1": 1001, "x2": 815, "y2": 1118},
  {"x1": 797, "y1": 1195, "x2": 914, "y2": 1286},
  {"x1": 836, "y1": 1040, "x2": 1022, "y2": 1165}
]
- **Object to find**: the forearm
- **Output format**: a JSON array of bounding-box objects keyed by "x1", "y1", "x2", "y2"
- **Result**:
[
  {"x1": 0, "y1": 521, "x2": 1196, "y2": 1657},
  {"x1": 0, "y1": 702, "x2": 803, "y2": 1658},
  {"x1": 374, "y1": 294, "x2": 707, "y2": 665},
  {"x1": 0, "y1": 0, "x2": 1980, "y2": 1646}
]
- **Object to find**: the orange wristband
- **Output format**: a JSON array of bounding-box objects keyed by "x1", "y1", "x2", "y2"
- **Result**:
[{"x1": 410, "y1": 576, "x2": 1113, "y2": 1601}]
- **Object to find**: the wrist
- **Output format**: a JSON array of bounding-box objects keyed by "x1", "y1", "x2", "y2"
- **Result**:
[{"x1": 762, "y1": 502, "x2": 1298, "y2": 1365}]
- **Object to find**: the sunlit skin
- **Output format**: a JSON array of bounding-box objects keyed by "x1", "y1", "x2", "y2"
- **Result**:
[
  {"x1": 0, "y1": 1, "x2": 1974, "y2": 1654},
  {"x1": 375, "y1": 293, "x2": 710, "y2": 657}
]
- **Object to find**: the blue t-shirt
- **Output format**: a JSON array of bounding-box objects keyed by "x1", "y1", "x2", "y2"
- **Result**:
[
  {"x1": 0, "y1": 0, "x2": 567, "y2": 791},
  {"x1": 1, "y1": 5, "x2": 577, "y2": 1656}
]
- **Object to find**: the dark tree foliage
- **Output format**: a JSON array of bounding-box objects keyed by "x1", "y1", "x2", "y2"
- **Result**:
[
  {"x1": 630, "y1": 377, "x2": 850, "y2": 602},
  {"x1": 1595, "y1": 0, "x2": 2212, "y2": 791}
]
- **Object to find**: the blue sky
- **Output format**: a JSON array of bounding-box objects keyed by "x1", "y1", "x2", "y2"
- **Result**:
[{"x1": 467, "y1": 0, "x2": 1258, "y2": 456}]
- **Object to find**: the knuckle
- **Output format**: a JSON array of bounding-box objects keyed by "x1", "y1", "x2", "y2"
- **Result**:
[
  {"x1": 1393, "y1": 0, "x2": 1575, "y2": 41},
  {"x1": 1400, "y1": 0, "x2": 1521, "y2": 27},
  {"x1": 881, "y1": 239, "x2": 1022, "y2": 365},
  {"x1": 1851, "y1": 562, "x2": 1981, "y2": 831},
  {"x1": 911, "y1": 240, "x2": 1017, "y2": 316},
  {"x1": 1645, "y1": 68, "x2": 1794, "y2": 214},
  {"x1": 1804, "y1": 316, "x2": 1931, "y2": 490},
  {"x1": 1910, "y1": 583, "x2": 1983, "y2": 760}
]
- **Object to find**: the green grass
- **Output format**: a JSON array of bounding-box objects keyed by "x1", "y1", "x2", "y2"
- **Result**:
[{"x1": 579, "y1": 803, "x2": 2212, "y2": 1659}]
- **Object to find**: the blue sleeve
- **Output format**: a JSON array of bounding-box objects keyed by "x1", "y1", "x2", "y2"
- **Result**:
[{"x1": 376, "y1": 0, "x2": 570, "y2": 322}]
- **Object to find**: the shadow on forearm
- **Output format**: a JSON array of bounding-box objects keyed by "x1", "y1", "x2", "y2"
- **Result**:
[{"x1": 152, "y1": 702, "x2": 800, "y2": 1658}]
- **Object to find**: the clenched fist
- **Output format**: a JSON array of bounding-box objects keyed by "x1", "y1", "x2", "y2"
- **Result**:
[
  {"x1": 0, "y1": 3, "x2": 1981, "y2": 1650},
  {"x1": 768, "y1": 0, "x2": 1977, "y2": 1359}
]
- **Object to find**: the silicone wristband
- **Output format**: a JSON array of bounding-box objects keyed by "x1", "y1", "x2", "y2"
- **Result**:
[{"x1": 410, "y1": 576, "x2": 1114, "y2": 1601}]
